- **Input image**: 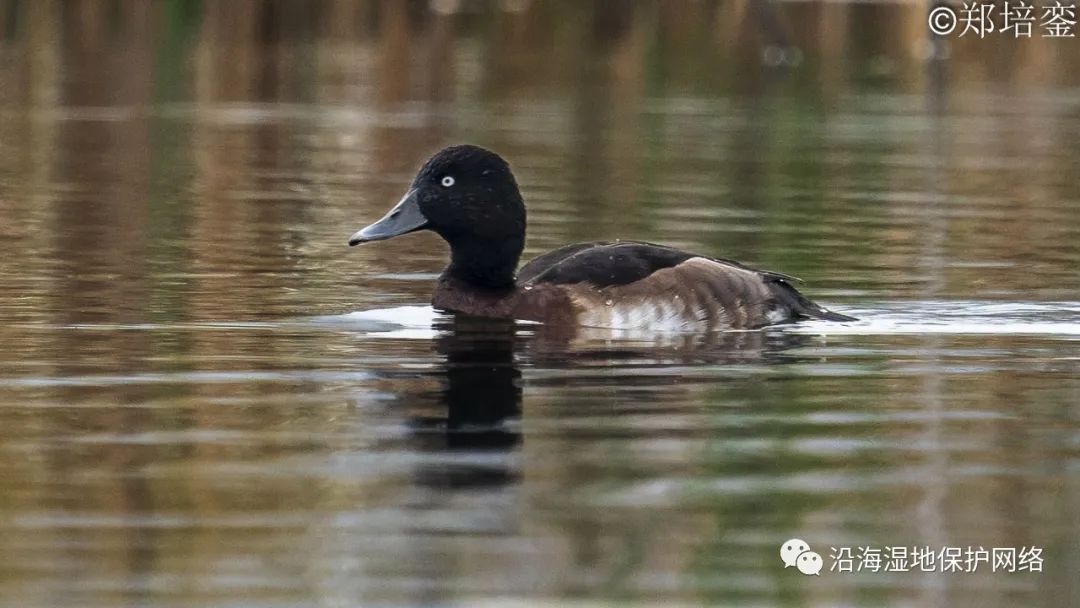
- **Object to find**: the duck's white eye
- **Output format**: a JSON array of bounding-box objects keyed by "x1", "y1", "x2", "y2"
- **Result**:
[{"x1": 440, "y1": 175, "x2": 455, "y2": 187}]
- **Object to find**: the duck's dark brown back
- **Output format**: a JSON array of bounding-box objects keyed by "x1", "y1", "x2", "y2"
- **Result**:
[{"x1": 517, "y1": 241, "x2": 852, "y2": 330}]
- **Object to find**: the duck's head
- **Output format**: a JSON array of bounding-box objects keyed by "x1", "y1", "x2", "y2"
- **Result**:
[{"x1": 348, "y1": 145, "x2": 526, "y2": 288}]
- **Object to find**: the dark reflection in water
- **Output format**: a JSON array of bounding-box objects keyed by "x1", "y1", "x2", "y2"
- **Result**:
[
  {"x1": 409, "y1": 320, "x2": 822, "y2": 491},
  {"x1": 434, "y1": 319, "x2": 522, "y2": 448},
  {"x1": 409, "y1": 318, "x2": 523, "y2": 490}
]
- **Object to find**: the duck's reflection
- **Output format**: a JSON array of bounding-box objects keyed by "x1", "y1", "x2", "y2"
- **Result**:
[
  {"x1": 405, "y1": 316, "x2": 522, "y2": 489},
  {"x1": 438, "y1": 317, "x2": 522, "y2": 450},
  {"x1": 403, "y1": 318, "x2": 818, "y2": 490},
  {"x1": 388, "y1": 319, "x2": 824, "y2": 604}
]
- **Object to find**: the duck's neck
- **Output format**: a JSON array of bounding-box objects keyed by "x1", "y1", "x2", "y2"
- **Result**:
[{"x1": 444, "y1": 236, "x2": 523, "y2": 290}]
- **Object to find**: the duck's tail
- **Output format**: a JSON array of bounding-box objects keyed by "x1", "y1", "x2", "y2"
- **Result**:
[
  {"x1": 768, "y1": 279, "x2": 857, "y2": 322},
  {"x1": 809, "y1": 308, "x2": 858, "y2": 322}
]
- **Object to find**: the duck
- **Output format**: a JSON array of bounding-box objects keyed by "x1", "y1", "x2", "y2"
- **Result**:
[{"x1": 348, "y1": 145, "x2": 855, "y2": 331}]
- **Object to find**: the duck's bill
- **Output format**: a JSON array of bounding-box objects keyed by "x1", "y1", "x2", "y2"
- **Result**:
[{"x1": 348, "y1": 189, "x2": 429, "y2": 246}]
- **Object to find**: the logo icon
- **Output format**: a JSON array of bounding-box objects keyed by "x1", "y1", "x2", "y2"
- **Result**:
[
  {"x1": 781, "y1": 538, "x2": 821, "y2": 575},
  {"x1": 797, "y1": 550, "x2": 823, "y2": 575},
  {"x1": 928, "y1": 6, "x2": 958, "y2": 35},
  {"x1": 780, "y1": 538, "x2": 810, "y2": 568}
]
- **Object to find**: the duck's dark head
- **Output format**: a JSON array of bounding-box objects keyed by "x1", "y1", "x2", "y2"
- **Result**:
[{"x1": 349, "y1": 145, "x2": 526, "y2": 289}]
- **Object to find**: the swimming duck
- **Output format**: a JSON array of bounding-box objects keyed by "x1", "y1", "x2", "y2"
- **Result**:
[{"x1": 348, "y1": 145, "x2": 854, "y2": 331}]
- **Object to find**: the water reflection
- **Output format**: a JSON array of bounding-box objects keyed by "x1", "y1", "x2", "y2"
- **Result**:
[
  {"x1": 405, "y1": 318, "x2": 830, "y2": 495},
  {"x1": 408, "y1": 318, "x2": 522, "y2": 489},
  {"x1": 398, "y1": 312, "x2": 835, "y2": 502},
  {"x1": 435, "y1": 318, "x2": 522, "y2": 445}
]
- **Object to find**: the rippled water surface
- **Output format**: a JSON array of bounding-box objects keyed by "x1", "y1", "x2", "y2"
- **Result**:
[{"x1": 1, "y1": 2, "x2": 1079, "y2": 607}]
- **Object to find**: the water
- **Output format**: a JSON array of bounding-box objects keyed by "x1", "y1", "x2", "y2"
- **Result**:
[{"x1": 1, "y1": 1, "x2": 1079, "y2": 607}]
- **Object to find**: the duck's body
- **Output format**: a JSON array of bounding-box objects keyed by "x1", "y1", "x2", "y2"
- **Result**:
[
  {"x1": 433, "y1": 241, "x2": 850, "y2": 330},
  {"x1": 349, "y1": 145, "x2": 854, "y2": 331}
]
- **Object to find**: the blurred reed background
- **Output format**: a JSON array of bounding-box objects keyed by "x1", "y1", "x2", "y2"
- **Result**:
[{"x1": 1, "y1": 0, "x2": 1078, "y2": 320}]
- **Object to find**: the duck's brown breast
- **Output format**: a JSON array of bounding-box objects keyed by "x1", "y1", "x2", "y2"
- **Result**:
[{"x1": 432, "y1": 276, "x2": 578, "y2": 324}]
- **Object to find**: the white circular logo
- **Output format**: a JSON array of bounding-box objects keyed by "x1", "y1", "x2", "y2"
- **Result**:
[{"x1": 928, "y1": 6, "x2": 957, "y2": 35}]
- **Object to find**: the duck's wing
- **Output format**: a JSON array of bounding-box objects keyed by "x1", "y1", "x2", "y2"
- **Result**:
[
  {"x1": 518, "y1": 241, "x2": 853, "y2": 329},
  {"x1": 519, "y1": 240, "x2": 802, "y2": 285},
  {"x1": 516, "y1": 242, "x2": 610, "y2": 283}
]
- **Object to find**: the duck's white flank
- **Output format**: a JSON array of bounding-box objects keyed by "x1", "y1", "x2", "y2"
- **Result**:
[{"x1": 566, "y1": 256, "x2": 782, "y2": 332}]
